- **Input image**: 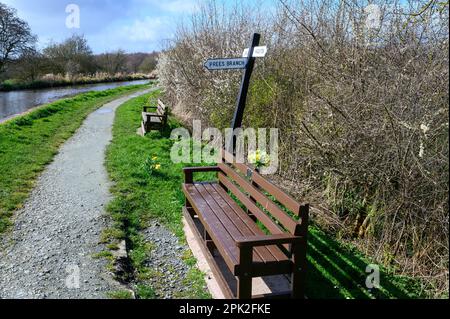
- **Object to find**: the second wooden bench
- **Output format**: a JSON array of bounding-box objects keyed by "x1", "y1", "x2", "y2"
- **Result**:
[{"x1": 141, "y1": 98, "x2": 168, "y2": 134}]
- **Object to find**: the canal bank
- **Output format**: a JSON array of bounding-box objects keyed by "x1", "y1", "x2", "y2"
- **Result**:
[{"x1": 0, "y1": 79, "x2": 152, "y2": 122}]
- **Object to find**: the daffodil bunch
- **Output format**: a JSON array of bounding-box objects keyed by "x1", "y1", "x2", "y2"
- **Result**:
[
  {"x1": 247, "y1": 150, "x2": 270, "y2": 169},
  {"x1": 143, "y1": 155, "x2": 161, "y2": 176}
]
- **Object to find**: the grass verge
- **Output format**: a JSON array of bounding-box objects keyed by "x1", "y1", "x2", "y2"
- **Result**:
[
  {"x1": 104, "y1": 92, "x2": 426, "y2": 299},
  {"x1": 0, "y1": 83, "x2": 150, "y2": 234},
  {"x1": 105, "y1": 91, "x2": 210, "y2": 299}
]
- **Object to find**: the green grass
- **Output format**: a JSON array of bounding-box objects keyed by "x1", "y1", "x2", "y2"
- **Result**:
[
  {"x1": 0, "y1": 84, "x2": 150, "y2": 234},
  {"x1": 107, "y1": 290, "x2": 134, "y2": 299},
  {"x1": 105, "y1": 91, "x2": 211, "y2": 299},
  {"x1": 305, "y1": 226, "x2": 427, "y2": 298},
  {"x1": 104, "y1": 92, "x2": 426, "y2": 299}
]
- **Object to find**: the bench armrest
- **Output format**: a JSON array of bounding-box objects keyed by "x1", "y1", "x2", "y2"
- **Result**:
[
  {"x1": 236, "y1": 234, "x2": 302, "y2": 248},
  {"x1": 183, "y1": 166, "x2": 221, "y2": 183},
  {"x1": 143, "y1": 106, "x2": 157, "y2": 112}
]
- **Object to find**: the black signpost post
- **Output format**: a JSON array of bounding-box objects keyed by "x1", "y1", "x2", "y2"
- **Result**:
[
  {"x1": 231, "y1": 33, "x2": 260, "y2": 132},
  {"x1": 203, "y1": 32, "x2": 263, "y2": 153}
]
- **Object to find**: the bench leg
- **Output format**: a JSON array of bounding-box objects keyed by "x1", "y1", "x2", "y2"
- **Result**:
[
  {"x1": 237, "y1": 246, "x2": 252, "y2": 299},
  {"x1": 204, "y1": 229, "x2": 216, "y2": 256},
  {"x1": 237, "y1": 275, "x2": 252, "y2": 299},
  {"x1": 291, "y1": 240, "x2": 307, "y2": 299},
  {"x1": 141, "y1": 121, "x2": 146, "y2": 135}
]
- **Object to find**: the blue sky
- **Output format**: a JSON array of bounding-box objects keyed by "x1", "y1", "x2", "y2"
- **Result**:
[{"x1": 2, "y1": 0, "x2": 203, "y2": 53}]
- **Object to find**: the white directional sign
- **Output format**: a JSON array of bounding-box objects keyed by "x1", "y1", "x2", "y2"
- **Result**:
[
  {"x1": 242, "y1": 46, "x2": 267, "y2": 58},
  {"x1": 204, "y1": 58, "x2": 247, "y2": 71}
]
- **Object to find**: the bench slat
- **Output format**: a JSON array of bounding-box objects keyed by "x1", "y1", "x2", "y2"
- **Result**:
[
  {"x1": 202, "y1": 183, "x2": 284, "y2": 263},
  {"x1": 183, "y1": 184, "x2": 239, "y2": 270},
  {"x1": 150, "y1": 116, "x2": 162, "y2": 123},
  {"x1": 217, "y1": 174, "x2": 285, "y2": 236},
  {"x1": 218, "y1": 163, "x2": 299, "y2": 234},
  {"x1": 235, "y1": 162, "x2": 301, "y2": 214},
  {"x1": 222, "y1": 150, "x2": 301, "y2": 214},
  {"x1": 195, "y1": 184, "x2": 268, "y2": 263},
  {"x1": 210, "y1": 183, "x2": 289, "y2": 262}
]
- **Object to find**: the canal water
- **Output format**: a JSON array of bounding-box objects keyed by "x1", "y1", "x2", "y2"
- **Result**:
[{"x1": 0, "y1": 79, "x2": 150, "y2": 122}]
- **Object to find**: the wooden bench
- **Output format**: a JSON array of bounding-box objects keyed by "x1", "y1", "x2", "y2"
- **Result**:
[
  {"x1": 182, "y1": 150, "x2": 309, "y2": 299},
  {"x1": 141, "y1": 98, "x2": 168, "y2": 134}
]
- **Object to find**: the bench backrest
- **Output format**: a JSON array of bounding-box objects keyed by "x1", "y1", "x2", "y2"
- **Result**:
[
  {"x1": 218, "y1": 149, "x2": 308, "y2": 237},
  {"x1": 157, "y1": 99, "x2": 167, "y2": 116}
]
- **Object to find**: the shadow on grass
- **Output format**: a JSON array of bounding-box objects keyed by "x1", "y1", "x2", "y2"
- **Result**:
[{"x1": 305, "y1": 228, "x2": 417, "y2": 299}]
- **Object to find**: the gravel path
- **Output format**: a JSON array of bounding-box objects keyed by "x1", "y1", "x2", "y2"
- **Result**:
[
  {"x1": 141, "y1": 221, "x2": 193, "y2": 298},
  {"x1": 0, "y1": 89, "x2": 153, "y2": 299}
]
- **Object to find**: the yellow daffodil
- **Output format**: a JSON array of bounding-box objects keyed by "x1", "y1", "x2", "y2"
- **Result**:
[
  {"x1": 154, "y1": 164, "x2": 161, "y2": 170},
  {"x1": 248, "y1": 150, "x2": 270, "y2": 168}
]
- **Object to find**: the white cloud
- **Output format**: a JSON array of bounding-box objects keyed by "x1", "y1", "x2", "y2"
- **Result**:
[
  {"x1": 2, "y1": 0, "x2": 194, "y2": 53},
  {"x1": 121, "y1": 17, "x2": 167, "y2": 42},
  {"x1": 160, "y1": 0, "x2": 199, "y2": 14},
  {"x1": 88, "y1": 16, "x2": 172, "y2": 52}
]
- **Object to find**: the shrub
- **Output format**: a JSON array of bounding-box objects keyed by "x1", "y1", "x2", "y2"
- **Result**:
[{"x1": 157, "y1": 0, "x2": 449, "y2": 296}]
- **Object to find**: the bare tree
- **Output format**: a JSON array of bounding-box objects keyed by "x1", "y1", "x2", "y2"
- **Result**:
[
  {"x1": 13, "y1": 48, "x2": 45, "y2": 81},
  {"x1": 125, "y1": 52, "x2": 149, "y2": 73},
  {"x1": 95, "y1": 49, "x2": 127, "y2": 75},
  {"x1": 0, "y1": 3, "x2": 36, "y2": 75},
  {"x1": 138, "y1": 53, "x2": 158, "y2": 73},
  {"x1": 43, "y1": 35, "x2": 95, "y2": 76}
]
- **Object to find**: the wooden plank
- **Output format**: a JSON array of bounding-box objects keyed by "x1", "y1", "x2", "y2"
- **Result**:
[
  {"x1": 222, "y1": 149, "x2": 302, "y2": 214},
  {"x1": 235, "y1": 233, "x2": 302, "y2": 247},
  {"x1": 201, "y1": 184, "x2": 276, "y2": 263},
  {"x1": 194, "y1": 184, "x2": 266, "y2": 263},
  {"x1": 210, "y1": 183, "x2": 288, "y2": 262},
  {"x1": 218, "y1": 163, "x2": 299, "y2": 234},
  {"x1": 182, "y1": 206, "x2": 235, "y2": 299},
  {"x1": 183, "y1": 184, "x2": 239, "y2": 272},
  {"x1": 150, "y1": 117, "x2": 162, "y2": 123},
  {"x1": 158, "y1": 99, "x2": 166, "y2": 110},
  {"x1": 217, "y1": 174, "x2": 285, "y2": 236},
  {"x1": 236, "y1": 163, "x2": 301, "y2": 214}
]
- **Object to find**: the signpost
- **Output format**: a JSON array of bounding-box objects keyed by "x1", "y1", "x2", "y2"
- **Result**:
[
  {"x1": 204, "y1": 58, "x2": 247, "y2": 71},
  {"x1": 204, "y1": 33, "x2": 265, "y2": 152},
  {"x1": 242, "y1": 45, "x2": 267, "y2": 58}
]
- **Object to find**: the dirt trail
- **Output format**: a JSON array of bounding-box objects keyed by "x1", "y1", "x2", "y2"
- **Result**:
[{"x1": 0, "y1": 89, "x2": 154, "y2": 299}]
